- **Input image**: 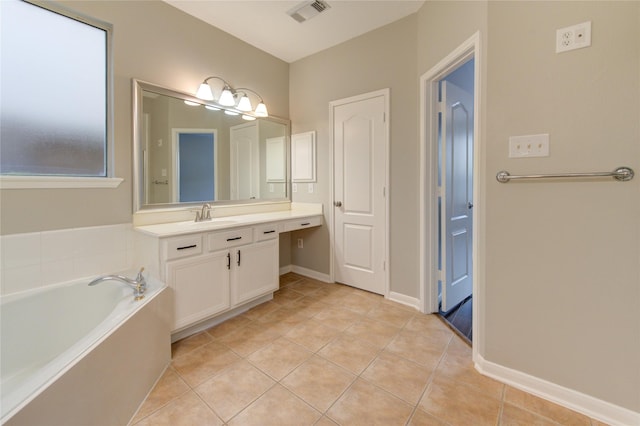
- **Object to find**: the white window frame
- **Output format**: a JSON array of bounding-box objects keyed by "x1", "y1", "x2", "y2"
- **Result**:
[{"x1": 0, "y1": 0, "x2": 121, "y2": 189}]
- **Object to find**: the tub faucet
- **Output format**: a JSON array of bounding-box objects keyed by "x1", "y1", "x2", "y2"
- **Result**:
[
  {"x1": 88, "y1": 267, "x2": 147, "y2": 301},
  {"x1": 195, "y1": 203, "x2": 212, "y2": 222}
]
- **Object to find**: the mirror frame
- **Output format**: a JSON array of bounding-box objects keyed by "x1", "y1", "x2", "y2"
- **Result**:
[{"x1": 132, "y1": 79, "x2": 291, "y2": 213}]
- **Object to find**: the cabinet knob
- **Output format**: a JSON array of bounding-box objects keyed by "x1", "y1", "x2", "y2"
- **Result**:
[{"x1": 334, "y1": 201, "x2": 342, "y2": 207}]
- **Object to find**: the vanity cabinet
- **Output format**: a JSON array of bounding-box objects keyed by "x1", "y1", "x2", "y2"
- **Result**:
[{"x1": 163, "y1": 225, "x2": 279, "y2": 332}]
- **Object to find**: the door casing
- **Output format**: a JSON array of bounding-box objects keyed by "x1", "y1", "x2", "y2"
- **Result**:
[
  {"x1": 420, "y1": 32, "x2": 482, "y2": 359},
  {"x1": 329, "y1": 89, "x2": 390, "y2": 297}
]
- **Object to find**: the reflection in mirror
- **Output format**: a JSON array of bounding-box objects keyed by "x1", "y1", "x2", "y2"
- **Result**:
[{"x1": 133, "y1": 80, "x2": 290, "y2": 212}]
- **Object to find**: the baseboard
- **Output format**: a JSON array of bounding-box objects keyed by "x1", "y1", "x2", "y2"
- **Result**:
[
  {"x1": 475, "y1": 354, "x2": 640, "y2": 426},
  {"x1": 387, "y1": 291, "x2": 421, "y2": 311},
  {"x1": 280, "y1": 264, "x2": 332, "y2": 283}
]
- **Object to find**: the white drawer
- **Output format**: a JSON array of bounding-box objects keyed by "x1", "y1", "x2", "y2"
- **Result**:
[
  {"x1": 208, "y1": 227, "x2": 253, "y2": 251},
  {"x1": 282, "y1": 216, "x2": 322, "y2": 232},
  {"x1": 254, "y1": 223, "x2": 279, "y2": 242},
  {"x1": 164, "y1": 234, "x2": 203, "y2": 260}
]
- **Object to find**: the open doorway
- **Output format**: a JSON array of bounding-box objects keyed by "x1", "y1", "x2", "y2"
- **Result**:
[
  {"x1": 420, "y1": 32, "x2": 481, "y2": 353},
  {"x1": 437, "y1": 59, "x2": 474, "y2": 342}
]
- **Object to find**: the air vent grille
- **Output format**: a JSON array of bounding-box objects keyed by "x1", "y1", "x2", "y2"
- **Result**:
[{"x1": 287, "y1": 0, "x2": 331, "y2": 23}]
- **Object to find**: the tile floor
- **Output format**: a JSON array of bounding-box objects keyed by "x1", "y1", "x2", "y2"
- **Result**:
[{"x1": 131, "y1": 273, "x2": 607, "y2": 426}]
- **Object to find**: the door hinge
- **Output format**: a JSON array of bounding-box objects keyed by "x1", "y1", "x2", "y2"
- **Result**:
[
  {"x1": 437, "y1": 101, "x2": 444, "y2": 114},
  {"x1": 383, "y1": 112, "x2": 386, "y2": 123},
  {"x1": 383, "y1": 186, "x2": 386, "y2": 197},
  {"x1": 383, "y1": 261, "x2": 386, "y2": 271}
]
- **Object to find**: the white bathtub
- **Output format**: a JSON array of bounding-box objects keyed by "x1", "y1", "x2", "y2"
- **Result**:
[{"x1": 1, "y1": 272, "x2": 171, "y2": 425}]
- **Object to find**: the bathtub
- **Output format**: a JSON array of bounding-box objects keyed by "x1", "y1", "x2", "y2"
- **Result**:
[{"x1": 1, "y1": 271, "x2": 171, "y2": 425}]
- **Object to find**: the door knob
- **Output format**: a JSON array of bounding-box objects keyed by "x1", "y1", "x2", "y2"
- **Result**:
[
  {"x1": 334, "y1": 201, "x2": 342, "y2": 207},
  {"x1": 467, "y1": 202, "x2": 474, "y2": 209}
]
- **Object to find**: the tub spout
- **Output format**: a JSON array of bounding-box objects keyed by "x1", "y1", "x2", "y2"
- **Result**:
[{"x1": 88, "y1": 267, "x2": 147, "y2": 300}]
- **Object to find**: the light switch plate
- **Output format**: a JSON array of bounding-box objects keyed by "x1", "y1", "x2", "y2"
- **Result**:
[{"x1": 509, "y1": 134, "x2": 550, "y2": 158}]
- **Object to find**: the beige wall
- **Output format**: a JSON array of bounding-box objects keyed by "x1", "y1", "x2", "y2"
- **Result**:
[
  {"x1": 484, "y1": 1, "x2": 639, "y2": 411},
  {"x1": 290, "y1": 0, "x2": 639, "y2": 413},
  {"x1": 0, "y1": 0, "x2": 289, "y2": 235},
  {"x1": 289, "y1": 14, "x2": 419, "y2": 296}
]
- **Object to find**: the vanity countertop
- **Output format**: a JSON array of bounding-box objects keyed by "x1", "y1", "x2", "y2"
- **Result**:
[{"x1": 135, "y1": 205, "x2": 323, "y2": 238}]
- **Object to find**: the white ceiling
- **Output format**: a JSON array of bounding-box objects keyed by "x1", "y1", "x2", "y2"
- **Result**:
[{"x1": 165, "y1": 0, "x2": 426, "y2": 63}]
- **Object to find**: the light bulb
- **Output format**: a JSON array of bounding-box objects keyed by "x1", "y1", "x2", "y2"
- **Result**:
[
  {"x1": 242, "y1": 115, "x2": 256, "y2": 121},
  {"x1": 254, "y1": 102, "x2": 268, "y2": 117},
  {"x1": 237, "y1": 95, "x2": 252, "y2": 112},
  {"x1": 195, "y1": 83, "x2": 214, "y2": 100},
  {"x1": 218, "y1": 88, "x2": 235, "y2": 106}
]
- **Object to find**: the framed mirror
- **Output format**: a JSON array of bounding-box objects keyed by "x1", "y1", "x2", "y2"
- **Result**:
[{"x1": 132, "y1": 79, "x2": 290, "y2": 212}]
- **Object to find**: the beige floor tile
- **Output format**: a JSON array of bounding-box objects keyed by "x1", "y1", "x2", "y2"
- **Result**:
[
  {"x1": 338, "y1": 291, "x2": 382, "y2": 314},
  {"x1": 171, "y1": 331, "x2": 214, "y2": 358},
  {"x1": 317, "y1": 335, "x2": 380, "y2": 374},
  {"x1": 309, "y1": 284, "x2": 354, "y2": 304},
  {"x1": 386, "y1": 329, "x2": 450, "y2": 368},
  {"x1": 313, "y1": 305, "x2": 363, "y2": 331},
  {"x1": 286, "y1": 296, "x2": 330, "y2": 318},
  {"x1": 205, "y1": 315, "x2": 252, "y2": 339},
  {"x1": 285, "y1": 319, "x2": 340, "y2": 351},
  {"x1": 247, "y1": 337, "x2": 313, "y2": 380},
  {"x1": 254, "y1": 306, "x2": 310, "y2": 335},
  {"x1": 327, "y1": 378, "x2": 414, "y2": 425},
  {"x1": 273, "y1": 286, "x2": 306, "y2": 304},
  {"x1": 404, "y1": 314, "x2": 452, "y2": 334},
  {"x1": 241, "y1": 300, "x2": 281, "y2": 320},
  {"x1": 500, "y1": 402, "x2": 559, "y2": 426},
  {"x1": 218, "y1": 323, "x2": 282, "y2": 357},
  {"x1": 434, "y1": 352, "x2": 504, "y2": 400},
  {"x1": 366, "y1": 303, "x2": 415, "y2": 328},
  {"x1": 282, "y1": 355, "x2": 356, "y2": 412},
  {"x1": 408, "y1": 409, "x2": 449, "y2": 426},
  {"x1": 504, "y1": 386, "x2": 592, "y2": 426},
  {"x1": 445, "y1": 333, "x2": 472, "y2": 358},
  {"x1": 361, "y1": 350, "x2": 433, "y2": 405},
  {"x1": 286, "y1": 278, "x2": 325, "y2": 295},
  {"x1": 418, "y1": 375, "x2": 501, "y2": 426},
  {"x1": 172, "y1": 341, "x2": 241, "y2": 387},
  {"x1": 195, "y1": 360, "x2": 275, "y2": 422},
  {"x1": 228, "y1": 384, "x2": 321, "y2": 426},
  {"x1": 314, "y1": 416, "x2": 339, "y2": 426},
  {"x1": 134, "y1": 391, "x2": 223, "y2": 426},
  {"x1": 279, "y1": 272, "x2": 305, "y2": 287},
  {"x1": 131, "y1": 367, "x2": 190, "y2": 423},
  {"x1": 343, "y1": 317, "x2": 401, "y2": 349}
]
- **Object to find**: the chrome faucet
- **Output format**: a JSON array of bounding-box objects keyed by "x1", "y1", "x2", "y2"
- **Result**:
[
  {"x1": 195, "y1": 203, "x2": 212, "y2": 222},
  {"x1": 88, "y1": 267, "x2": 147, "y2": 301}
]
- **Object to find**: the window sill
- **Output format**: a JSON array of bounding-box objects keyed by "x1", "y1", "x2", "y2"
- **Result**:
[{"x1": 0, "y1": 176, "x2": 124, "y2": 189}]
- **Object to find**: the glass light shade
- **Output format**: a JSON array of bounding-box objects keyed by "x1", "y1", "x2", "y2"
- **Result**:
[
  {"x1": 184, "y1": 100, "x2": 200, "y2": 106},
  {"x1": 237, "y1": 95, "x2": 252, "y2": 112},
  {"x1": 218, "y1": 88, "x2": 235, "y2": 106},
  {"x1": 195, "y1": 83, "x2": 214, "y2": 100},
  {"x1": 205, "y1": 105, "x2": 220, "y2": 111},
  {"x1": 224, "y1": 110, "x2": 239, "y2": 116},
  {"x1": 254, "y1": 102, "x2": 268, "y2": 117},
  {"x1": 242, "y1": 114, "x2": 256, "y2": 121}
]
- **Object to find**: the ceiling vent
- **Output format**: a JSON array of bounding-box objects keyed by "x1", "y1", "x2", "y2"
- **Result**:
[{"x1": 287, "y1": 0, "x2": 331, "y2": 23}]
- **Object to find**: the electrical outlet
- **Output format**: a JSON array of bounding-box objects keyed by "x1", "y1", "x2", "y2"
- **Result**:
[
  {"x1": 308, "y1": 183, "x2": 314, "y2": 193},
  {"x1": 556, "y1": 21, "x2": 591, "y2": 53},
  {"x1": 509, "y1": 134, "x2": 549, "y2": 158},
  {"x1": 297, "y1": 238, "x2": 303, "y2": 249}
]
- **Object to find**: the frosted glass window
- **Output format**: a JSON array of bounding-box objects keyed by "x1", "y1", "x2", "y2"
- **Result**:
[{"x1": 0, "y1": 0, "x2": 111, "y2": 176}]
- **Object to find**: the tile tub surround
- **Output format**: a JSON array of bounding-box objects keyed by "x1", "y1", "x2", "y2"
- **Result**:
[
  {"x1": 132, "y1": 273, "x2": 604, "y2": 426},
  {"x1": 0, "y1": 223, "x2": 134, "y2": 295}
]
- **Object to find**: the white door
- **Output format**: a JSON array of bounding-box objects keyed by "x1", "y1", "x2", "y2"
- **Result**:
[
  {"x1": 440, "y1": 81, "x2": 473, "y2": 311},
  {"x1": 230, "y1": 123, "x2": 259, "y2": 200},
  {"x1": 332, "y1": 91, "x2": 388, "y2": 295}
]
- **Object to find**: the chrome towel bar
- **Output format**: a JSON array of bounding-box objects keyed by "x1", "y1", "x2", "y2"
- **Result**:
[{"x1": 496, "y1": 166, "x2": 634, "y2": 183}]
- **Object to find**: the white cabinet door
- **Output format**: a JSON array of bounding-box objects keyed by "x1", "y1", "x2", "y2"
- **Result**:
[
  {"x1": 231, "y1": 239, "x2": 279, "y2": 305},
  {"x1": 166, "y1": 251, "x2": 230, "y2": 331}
]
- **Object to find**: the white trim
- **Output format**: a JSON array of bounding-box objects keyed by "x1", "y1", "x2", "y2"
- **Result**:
[
  {"x1": 419, "y1": 32, "x2": 482, "y2": 365},
  {"x1": 290, "y1": 265, "x2": 332, "y2": 283},
  {"x1": 0, "y1": 176, "x2": 123, "y2": 189},
  {"x1": 328, "y1": 89, "x2": 390, "y2": 297},
  {"x1": 387, "y1": 291, "x2": 421, "y2": 311},
  {"x1": 475, "y1": 354, "x2": 640, "y2": 426}
]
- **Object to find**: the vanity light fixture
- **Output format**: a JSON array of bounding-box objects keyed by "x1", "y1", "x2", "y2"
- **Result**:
[
  {"x1": 195, "y1": 76, "x2": 269, "y2": 117},
  {"x1": 242, "y1": 115, "x2": 256, "y2": 121}
]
